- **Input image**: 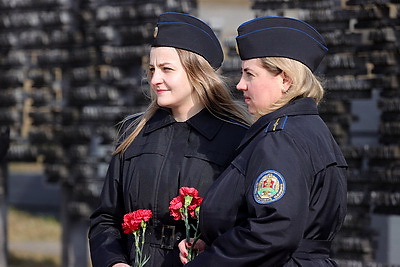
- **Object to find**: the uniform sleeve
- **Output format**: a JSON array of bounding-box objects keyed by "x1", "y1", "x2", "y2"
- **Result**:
[
  {"x1": 187, "y1": 131, "x2": 312, "y2": 267},
  {"x1": 88, "y1": 154, "x2": 129, "y2": 267}
]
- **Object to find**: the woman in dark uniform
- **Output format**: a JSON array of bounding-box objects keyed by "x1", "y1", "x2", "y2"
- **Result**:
[
  {"x1": 88, "y1": 12, "x2": 251, "y2": 267},
  {"x1": 179, "y1": 16, "x2": 348, "y2": 266}
]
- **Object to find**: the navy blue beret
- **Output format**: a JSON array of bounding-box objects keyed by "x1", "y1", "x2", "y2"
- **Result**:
[
  {"x1": 152, "y1": 12, "x2": 224, "y2": 69},
  {"x1": 236, "y1": 16, "x2": 328, "y2": 72}
]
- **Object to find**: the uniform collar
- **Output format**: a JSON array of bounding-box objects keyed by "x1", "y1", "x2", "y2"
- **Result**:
[
  {"x1": 144, "y1": 108, "x2": 223, "y2": 140},
  {"x1": 238, "y1": 97, "x2": 318, "y2": 147},
  {"x1": 144, "y1": 108, "x2": 176, "y2": 134}
]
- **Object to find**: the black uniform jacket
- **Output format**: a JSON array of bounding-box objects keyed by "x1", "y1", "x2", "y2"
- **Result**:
[
  {"x1": 187, "y1": 98, "x2": 348, "y2": 267},
  {"x1": 89, "y1": 108, "x2": 248, "y2": 267}
]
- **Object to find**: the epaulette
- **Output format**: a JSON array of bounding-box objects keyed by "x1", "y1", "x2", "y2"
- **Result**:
[{"x1": 265, "y1": 116, "x2": 288, "y2": 132}]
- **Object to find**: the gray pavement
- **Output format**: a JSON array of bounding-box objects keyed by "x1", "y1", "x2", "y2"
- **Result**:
[{"x1": 9, "y1": 241, "x2": 60, "y2": 257}]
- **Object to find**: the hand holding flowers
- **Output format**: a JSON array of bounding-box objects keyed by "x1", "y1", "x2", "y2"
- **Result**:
[{"x1": 178, "y1": 238, "x2": 206, "y2": 265}]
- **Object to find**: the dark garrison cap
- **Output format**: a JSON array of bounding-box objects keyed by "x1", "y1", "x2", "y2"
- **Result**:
[
  {"x1": 236, "y1": 16, "x2": 328, "y2": 72},
  {"x1": 152, "y1": 12, "x2": 224, "y2": 69}
]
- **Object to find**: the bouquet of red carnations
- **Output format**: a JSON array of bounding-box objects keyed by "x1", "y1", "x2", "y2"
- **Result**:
[
  {"x1": 169, "y1": 186, "x2": 203, "y2": 262},
  {"x1": 122, "y1": 209, "x2": 153, "y2": 267}
]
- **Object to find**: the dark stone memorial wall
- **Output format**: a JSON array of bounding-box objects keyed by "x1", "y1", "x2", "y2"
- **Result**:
[{"x1": 0, "y1": 0, "x2": 197, "y2": 266}]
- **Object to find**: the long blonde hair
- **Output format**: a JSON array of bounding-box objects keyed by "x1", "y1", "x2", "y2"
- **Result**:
[
  {"x1": 113, "y1": 48, "x2": 251, "y2": 155},
  {"x1": 257, "y1": 57, "x2": 324, "y2": 116}
]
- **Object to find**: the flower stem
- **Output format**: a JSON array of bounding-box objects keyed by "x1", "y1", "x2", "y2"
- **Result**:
[
  {"x1": 134, "y1": 231, "x2": 140, "y2": 267},
  {"x1": 182, "y1": 207, "x2": 194, "y2": 261},
  {"x1": 140, "y1": 226, "x2": 146, "y2": 266},
  {"x1": 189, "y1": 220, "x2": 201, "y2": 260}
]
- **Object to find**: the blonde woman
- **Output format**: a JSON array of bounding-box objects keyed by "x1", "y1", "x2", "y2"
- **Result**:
[
  {"x1": 179, "y1": 16, "x2": 348, "y2": 267},
  {"x1": 88, "y1": 12, "x2": 251, "y2": 267}
]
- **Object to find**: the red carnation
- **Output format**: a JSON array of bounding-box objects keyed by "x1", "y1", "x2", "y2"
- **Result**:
[
  {"x1": 188, "y1": 197, "x2": 203, "y2": 218},
  {"x1": 122, "y1": 209, "x2": 153, "y2": 267},
  {"x1": 136, "y1": 209, "x2": 153, "y2": 221},
  {"x1": 169, "y1": 195, "x2": 184, "y2": 220},
  {"x1": 122, "y1": 209, "x2": 153, "y2": 234},
  {"x1": 179, "y1": 186, "x2": 199, "y2": 197}
]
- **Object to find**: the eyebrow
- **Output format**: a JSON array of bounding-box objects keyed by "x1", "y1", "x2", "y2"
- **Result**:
[
  {"x1": 149, "y1": 61, "x2": 173, "y2": 67},
  {"x1": 242, "y1": 67, "x2": 254, "y2": 72}
]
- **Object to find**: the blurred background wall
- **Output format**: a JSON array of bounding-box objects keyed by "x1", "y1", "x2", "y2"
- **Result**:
[{"x1": 0, "y1": 0, "x2": 399, "y2": 266}]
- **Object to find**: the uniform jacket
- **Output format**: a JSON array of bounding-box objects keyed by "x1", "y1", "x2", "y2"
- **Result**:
[
  {"x1": 187, "y1": 97, "x2": 348, "y2": 267},
  {"x1": 88, "y1": 108, "x2": 248, "y2": 267}
]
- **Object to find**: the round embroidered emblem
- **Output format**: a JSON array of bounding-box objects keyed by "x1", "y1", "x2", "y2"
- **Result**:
[{"x1": 253, "y1": 170, "x2": 286, "y2": 204}]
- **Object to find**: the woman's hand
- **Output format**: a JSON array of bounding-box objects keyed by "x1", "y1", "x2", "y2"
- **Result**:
[
  {"x1": 178, "y1": 238, "x2": 206, "y2": 264},
  {"x1": 112, "y1": 263, "x2": 130, "y2": 267}
]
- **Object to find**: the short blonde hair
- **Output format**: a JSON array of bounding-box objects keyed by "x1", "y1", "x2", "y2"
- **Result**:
[{"x1": 259, "y1": 57, "x2": 324, "y2": 115}]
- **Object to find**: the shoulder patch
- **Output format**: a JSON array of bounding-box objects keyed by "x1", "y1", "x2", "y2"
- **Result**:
[
  {"x1": 253, "y1": 170, "x2": 286, "y2": 204},
  {"x1": 265, "y1": 116, "x2": 288, "y2": 132}
]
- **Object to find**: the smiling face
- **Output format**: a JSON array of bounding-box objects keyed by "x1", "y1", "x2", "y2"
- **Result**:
[
  {"x1": 149, "y1": 47, "x2": 203, "y2": 121},
  {"x1": 236, "y1": 58, "x2": 286, "y2": 117}
]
